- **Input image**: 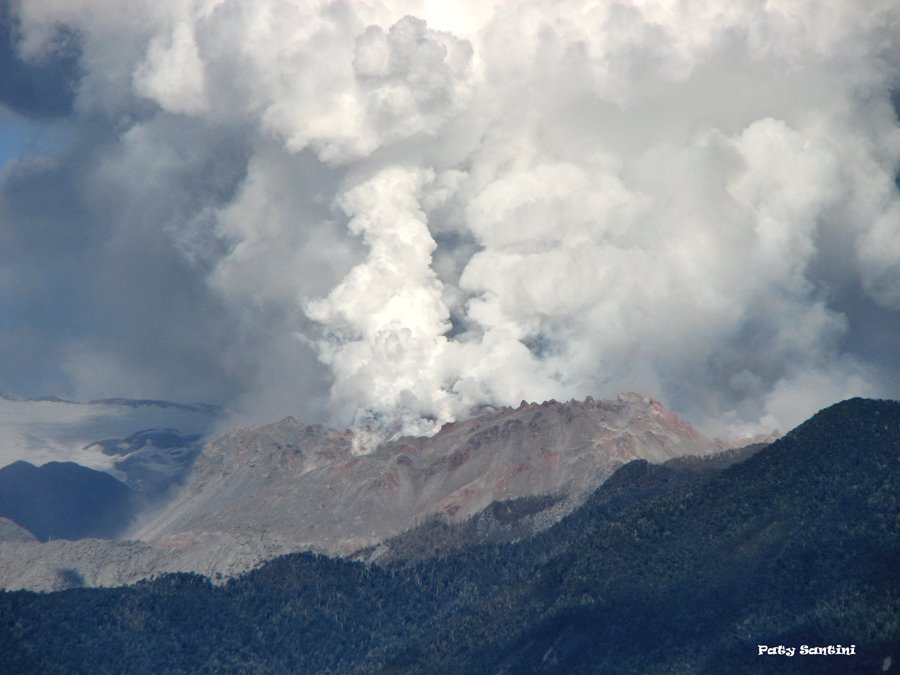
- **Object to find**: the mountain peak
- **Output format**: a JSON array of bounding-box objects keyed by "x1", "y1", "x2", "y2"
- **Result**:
[{"x1": 132, "y1": 393, "x2": 721, "y2": 559}]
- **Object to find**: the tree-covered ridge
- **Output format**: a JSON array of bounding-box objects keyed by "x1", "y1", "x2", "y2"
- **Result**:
[
  {"x1": 1, "y1": 398, "x2": 898, "y2": 673},
  {"x1": 407, "y1": 397, "x2": 900, "y2": 673}
]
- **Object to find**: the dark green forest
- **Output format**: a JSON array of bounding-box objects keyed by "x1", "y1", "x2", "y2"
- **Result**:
[{"x1": 2, "y1": 398, "x2": 898, "y2": 673}]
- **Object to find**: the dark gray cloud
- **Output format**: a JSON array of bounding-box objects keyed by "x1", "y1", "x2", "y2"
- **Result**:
[
  {"x1": 0, "y1": 130, "x2": 244, "y2": 402},
  {"x1": 0, "y1": 1, "x2": 78, "y2": 118},
  {"x1": 1, "y1": 0, "x2": 899, "y2": 441}
]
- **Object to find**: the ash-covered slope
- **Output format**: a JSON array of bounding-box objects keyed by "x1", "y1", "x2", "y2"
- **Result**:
[
  {"x1": 0, "y1": 518, "x2": 36, "y2": 543},
  {"x1": 0, "y1": 394, "x2": 724, "y2": 590}
]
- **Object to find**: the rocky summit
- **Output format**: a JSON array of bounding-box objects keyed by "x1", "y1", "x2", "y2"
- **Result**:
[{"x1": 0, "y1": 394, "x2": 731, "y2": 590}]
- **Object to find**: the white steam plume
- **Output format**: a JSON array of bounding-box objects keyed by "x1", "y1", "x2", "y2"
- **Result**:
[{"x1": 12, "y1": 0, "x2": 900, "y2": 441}]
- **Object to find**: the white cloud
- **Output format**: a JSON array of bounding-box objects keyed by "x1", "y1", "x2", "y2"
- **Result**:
[
  {"x1": 7, "y1": 0, "x2": 900, "y2": 440},
  {"x1": 134, "y1": 21, "x2": 208, "y2": 115}
]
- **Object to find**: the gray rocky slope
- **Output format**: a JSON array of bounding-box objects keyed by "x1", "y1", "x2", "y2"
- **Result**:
[{"x1": 0, "y1": 394, "x2": 741, "y2": 591}]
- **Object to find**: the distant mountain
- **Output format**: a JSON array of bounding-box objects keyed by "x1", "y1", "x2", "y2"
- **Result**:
[
  {"x1": 0, "y1": 395, "x2": 213, "y2": 552},
  {"x1": 87, "y1": 398, "x2": 221, "y2": 415},
  {"x1": 0, "y1": 398, "x2": 895, "y2": 673},
  {"x1": 0, "y1": 394, "x2": 726, "y2": 589},
  {"x1": 0, "y1": 461, "x2": 139, "y2": 541},
  {"x1": 32, "y1": 395, "x2": 79, "y2": 404},
  {"x1": 0, "y1": 394, "x2": 217, "y2": 476},
  {"x1": 85, "y1": 429, "x2": 203, "y2": 498}
]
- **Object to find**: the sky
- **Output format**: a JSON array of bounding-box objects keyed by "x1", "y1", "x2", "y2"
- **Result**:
[{"x1": 1, "y1": 0, "x2": 899, "y2": 442}]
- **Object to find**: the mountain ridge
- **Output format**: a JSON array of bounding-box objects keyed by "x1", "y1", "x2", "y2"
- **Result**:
[{"x1": 134, "y1": 392, "x2": 728, "y2": 557}]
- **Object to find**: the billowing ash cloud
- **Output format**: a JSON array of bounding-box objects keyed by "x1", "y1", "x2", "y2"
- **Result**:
[{"x1": 2, "y1": 0, "x2": 899, "y2": 441}]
